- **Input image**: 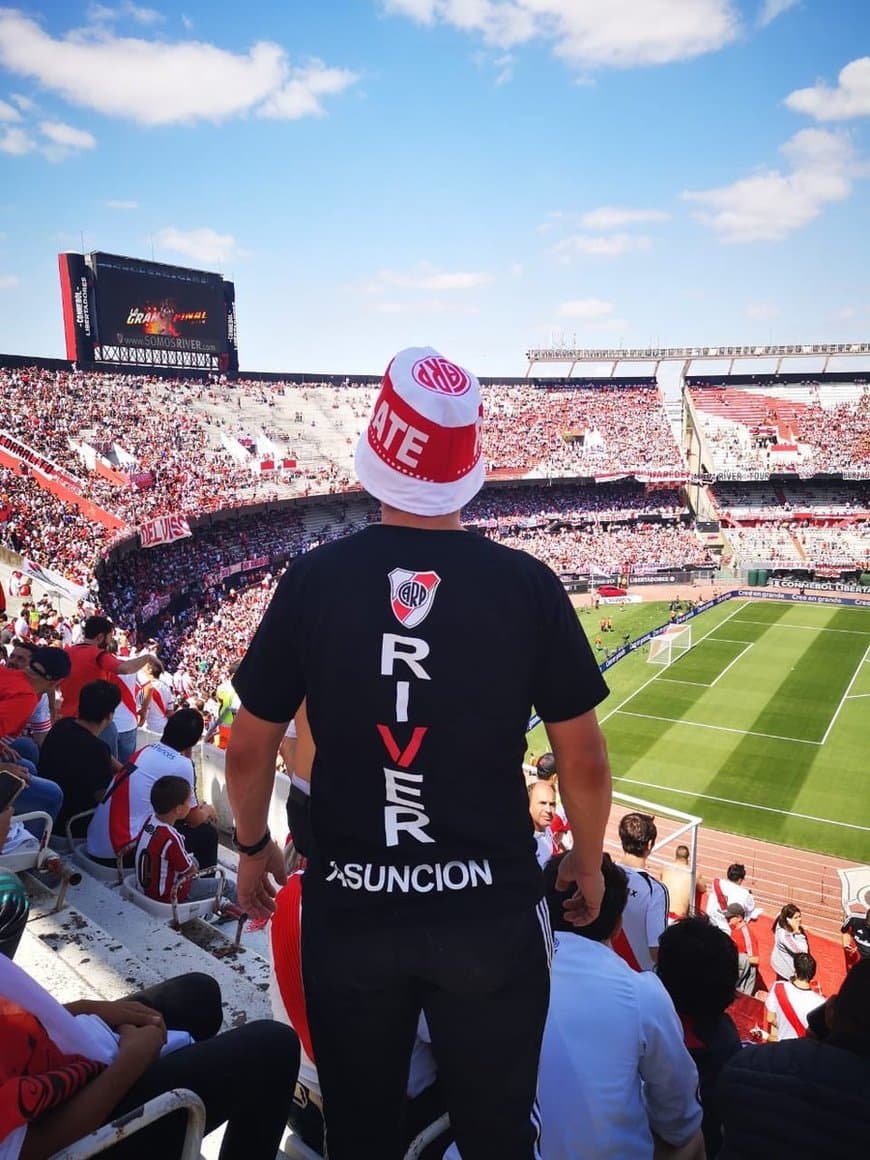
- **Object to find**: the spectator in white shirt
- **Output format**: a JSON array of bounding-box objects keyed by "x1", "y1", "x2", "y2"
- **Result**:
[
  {"x1": 614, "y1": 811, "x2": 669, "y2": 970},
  {"x1": 538, "y1": 853, "x2": 704, "y2": 1160}
]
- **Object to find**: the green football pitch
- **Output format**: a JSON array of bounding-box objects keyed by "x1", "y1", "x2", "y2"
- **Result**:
[{"x1": 528, "y1": 598, "x2": 870, "y2": 862}]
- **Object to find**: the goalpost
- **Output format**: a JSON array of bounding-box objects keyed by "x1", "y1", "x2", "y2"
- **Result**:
[{"x1": 647, "y1": 624, "x2": 693, "y2": 666}]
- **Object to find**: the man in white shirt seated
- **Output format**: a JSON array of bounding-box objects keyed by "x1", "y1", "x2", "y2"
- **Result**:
[
  {"x1": 704, "y1": 862, "x2": 761, "y2": 933},
  {"x1": 538, "y1": 853, "x2": 705, "y2": 1160}
]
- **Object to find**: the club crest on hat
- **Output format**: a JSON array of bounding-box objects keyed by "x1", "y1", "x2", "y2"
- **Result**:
[
  {"x1": 389, "y1": 568, "x2": 441, "y2": 629},
  {"x1": 412, "y1": 355, "x2": 471, "y2": 396}
]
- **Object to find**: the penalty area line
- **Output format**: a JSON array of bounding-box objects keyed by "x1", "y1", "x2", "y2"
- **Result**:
[
  {"x1": 819, "y1": 642, "x2": 870, "y2": 746},
  {"x1": 599, "y1": 601, "x2": 751, "y2": 726},
  {"x1": 613, "y1": 777, "x2": 870, "y2": 834}
]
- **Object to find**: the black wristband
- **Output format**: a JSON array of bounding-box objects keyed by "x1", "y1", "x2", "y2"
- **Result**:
[{"x1": 232, "y1": 827, "x2": 271, "y2": 856}]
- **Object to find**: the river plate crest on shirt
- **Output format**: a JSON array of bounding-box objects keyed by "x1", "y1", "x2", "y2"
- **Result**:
[{"x1": 389, "y1": 569, "x2": 441, "y2": 629}]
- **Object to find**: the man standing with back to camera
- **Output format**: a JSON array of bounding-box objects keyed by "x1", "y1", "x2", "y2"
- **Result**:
[{"x1": 225, "y1": 348, "x2": 613, "y2": 1159}]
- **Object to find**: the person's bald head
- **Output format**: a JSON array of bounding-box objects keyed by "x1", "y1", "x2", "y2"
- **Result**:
[{"x1": 528, "y1": 781, "x2": 556, "y2": 832}]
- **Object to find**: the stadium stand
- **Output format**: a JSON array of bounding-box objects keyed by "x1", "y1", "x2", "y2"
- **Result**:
[
  {"x1": 688, "y1": 379, "x2": 870, "y2": 476},
  {"x1": 2, "y1": 358, "x2": 870, "y2": 1160}
]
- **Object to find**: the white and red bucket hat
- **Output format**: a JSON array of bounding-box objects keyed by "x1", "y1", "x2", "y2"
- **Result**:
[{"x1": 355, "y1": 347, "x2": 485, "y2": 516}]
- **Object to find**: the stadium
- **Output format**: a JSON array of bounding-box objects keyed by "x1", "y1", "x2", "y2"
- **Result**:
[{"x1": 2, "y1": 3, "x2": 870, "y2": 1153}]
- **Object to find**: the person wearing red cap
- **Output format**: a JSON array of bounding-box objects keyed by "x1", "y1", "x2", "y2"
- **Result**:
[{"x1": 226, "y1": 347, "x2": 613, "y2": 1159}]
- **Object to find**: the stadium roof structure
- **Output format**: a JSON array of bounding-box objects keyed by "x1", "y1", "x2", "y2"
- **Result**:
[{"x1": 525, "y1": 342, "x2": 870, "y2": 379}]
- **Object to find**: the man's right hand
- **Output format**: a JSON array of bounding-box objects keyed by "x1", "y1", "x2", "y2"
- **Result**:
[
  {"x1": 555, "y1": 851, "x2": 604, "y2": 927},
  {"x1": 236, "y1": 839, "x2": 287, "y2": 919},
  {"x1": 116, "y1": 1022, "x2": 165, "y2": 1070}
]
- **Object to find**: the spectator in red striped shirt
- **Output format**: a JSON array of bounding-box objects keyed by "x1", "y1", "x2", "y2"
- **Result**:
[{"x1": 725, "y1": 903, "x2": 760, "y2": 996}]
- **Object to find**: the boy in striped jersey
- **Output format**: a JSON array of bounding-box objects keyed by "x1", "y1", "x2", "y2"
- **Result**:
[{"x1": 134, "y1": 776, "x2": 236, "y2": 904}]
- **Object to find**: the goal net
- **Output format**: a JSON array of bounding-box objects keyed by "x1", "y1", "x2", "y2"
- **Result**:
[{"x1": 648, "y1": 624, "x2": 692, "y2": 666}]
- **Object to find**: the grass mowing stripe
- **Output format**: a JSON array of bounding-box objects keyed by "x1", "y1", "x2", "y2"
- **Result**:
[{"x1": 613, "y1": 777, "x2": 870, "y2": 833}]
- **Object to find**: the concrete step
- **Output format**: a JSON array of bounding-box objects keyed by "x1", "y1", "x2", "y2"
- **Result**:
[{"x1": 19, "y1": 867, "x2": 273, "y2": 1028}]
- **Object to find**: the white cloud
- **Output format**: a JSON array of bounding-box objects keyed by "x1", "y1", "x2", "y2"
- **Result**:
[
  {"x1": 0, "y1": 125, "x2": 34, "y2": 154},
  {"x1": 683, "y1": 128, "x2": 859, "y2": 243},
  {"x1": 579, "y1": 206, "x2": 670, "y2": 229},
  {"x1": 785, "y1": 57, "x2": 870, "y2": 122},
  {"x1": 0, "y1": 10, "x2": 358, "y2": 126},
  {"x1": 758, "y1": 0, "x2": 799, "y2": 26},
  {"x1": 87, "y1": 3, "x2": 165, "y2": 25},
  {"x1": 122, "y1": 2, "x2": 165, "y2": 24},
  {"x1": 155, "y1": 226, "x2": 241, "y2": 266},
  {"x1": 39, "y1": 120, "x2": 96, "y2": 149},
  {"x1": 557, "y1": 298, "x2": 615, "y2": 320},
  {"x1": 746, "y1": 300, "x2": 780, "y2": 320},
  {"x1": 181, "y1": 15, "x2": 194, "y2": 32},
  {"x1": 10, "y1": 92, "x2": 35, "y2": 112},
  {"x1": 258, "y1": 61, "x2": 361, "y2": 120},
  {"x1": 366, "y1": 263, "x2": 493, "y2": 292},
  {"x1": 551, "y1": 232, "x2": 653, "y2": 259},
  {"x1": 0, "y1": 274, "x2": 18, "y2": 290},
  {"x1": 105, "y1": 198, "x2": 139, "y2": 209},
  {"x1": 0, "y1": 98, "x2": 21, "y2": 121},
  {"x1": 382, "y1": 0, "x2": 740, "y2": 69}
]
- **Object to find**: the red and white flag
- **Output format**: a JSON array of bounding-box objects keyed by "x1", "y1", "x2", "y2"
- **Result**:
[{"x1": 138, "y1": 514, "x2": 192, "y2": 549}]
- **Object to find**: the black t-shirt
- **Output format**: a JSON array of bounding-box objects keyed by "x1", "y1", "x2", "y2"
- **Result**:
[
  {"x1": 842, "y1": 917, "x2": 870, "y2": 958},
  {"x1": 234, "y1": 524, "x2": 609, "y2": 921},
  {"x1": 38, "y1": 718, "x2": 113, "y2": 830}
]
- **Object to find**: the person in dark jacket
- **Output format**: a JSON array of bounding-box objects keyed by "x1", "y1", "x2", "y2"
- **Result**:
[
  {"x1": 656, "y1": 917, "x2": 741, "y2": 1159},
  {"x1": 717, "y1": 958, "x2": 870, "y2": 1159}
]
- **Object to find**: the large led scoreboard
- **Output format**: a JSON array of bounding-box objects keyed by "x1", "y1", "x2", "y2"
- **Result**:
[{"x1": 58, "y1": 251, "x2": 238, "y2": 374}]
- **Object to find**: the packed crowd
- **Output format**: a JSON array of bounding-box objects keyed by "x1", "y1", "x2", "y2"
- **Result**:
[
  {"x1": 691, "y1": 384, "x2": 870, "y2": 476},
  {"x1": 465, "y1": 481, "x2": 686, "y2": 526},
  {"x1": 0, "y1": 366, "x2": 270, "y2": 527},
  {"x1": 491, "y1": 521, "x2": 714, "y2": 575},
  {"x1": 480, "y1": 383, "x2": 684, "y2": 476},
  {"x1": 0, "y1": 465, "x2": 107, "y2": 586}
]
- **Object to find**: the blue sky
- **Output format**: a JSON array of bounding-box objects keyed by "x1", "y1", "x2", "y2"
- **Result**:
[{"x1": 0, "y1": 0, "x2": 868, "y2": 374}]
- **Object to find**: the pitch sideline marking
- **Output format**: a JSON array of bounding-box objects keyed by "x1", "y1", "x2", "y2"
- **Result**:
[
  {"x1": 615, "y1": 709, "x2": 821, "y2": 747},
  {"x1": 819, "y1": 643, "x2": 870, "y2": 746},
  {"x1": 599, "y1": 601, "x2": 751, "y2": 726},
  {"x1": 614, "y1": 776, "x2": 870, "y2": 834}
]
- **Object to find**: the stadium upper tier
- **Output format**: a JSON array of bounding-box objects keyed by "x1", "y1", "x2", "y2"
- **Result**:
[
  {"x1": 0, "y1": 369, "x2": 685, "y2": 525},
  {"x1": 688, "y1": 380, "x2": 870, "y2": 477}
]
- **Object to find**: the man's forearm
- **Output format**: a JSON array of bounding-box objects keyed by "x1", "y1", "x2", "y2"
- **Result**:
[
  {"x1": 546, "y1": 712, "x2": 612, "y2": 875},
  {"x1": 19, "y1": 1054, "x2": 149, "y2": 1160},
  {"x1": 225, "y1": 706, "x2": 286, "y2": 845},
  {"x1": 560, "y1": 761, "x2": 612, "y2": 874}
]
